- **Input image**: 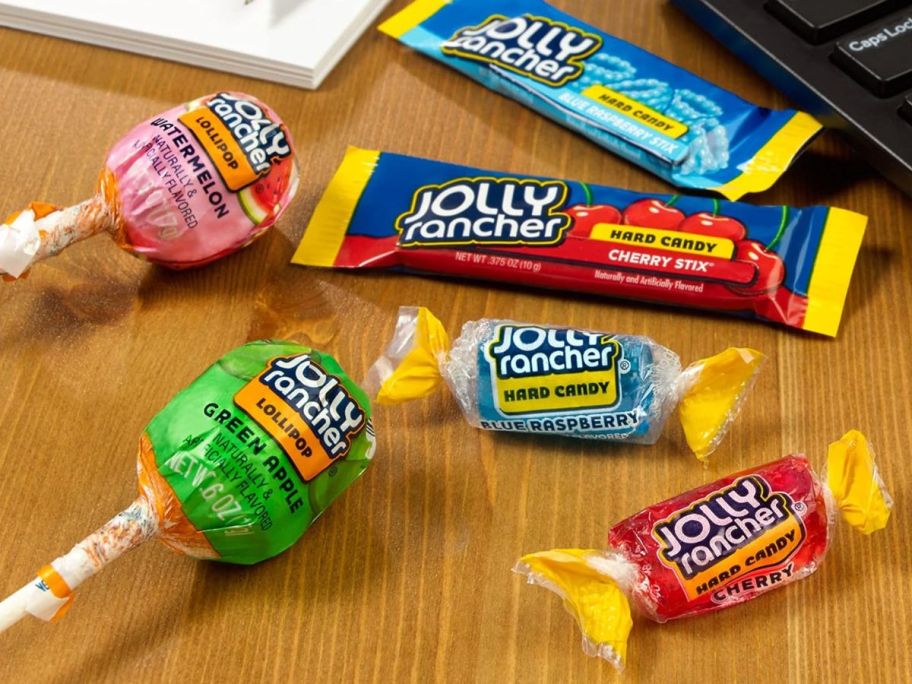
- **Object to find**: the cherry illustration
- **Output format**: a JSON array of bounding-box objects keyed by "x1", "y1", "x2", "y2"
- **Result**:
[
  {"x1": 566, "y1": 204, "x2": 622, "y2": 237},
  {"x1": 730, "y1": 240, "x2": 785, "y2": 295},
  {"x1": 622, "y1": 199, "x2": 686, "y2": 230},
  {"x1": 679, "y1": 212, "x2": 747, "y2": 241}
]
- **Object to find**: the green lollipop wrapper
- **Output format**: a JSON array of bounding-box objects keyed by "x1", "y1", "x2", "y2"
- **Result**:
[{"x1": 0, "y1": 341, "x2": 375, "y2": 633}]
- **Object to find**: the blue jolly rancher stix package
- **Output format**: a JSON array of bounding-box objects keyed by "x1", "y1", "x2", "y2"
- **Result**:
[{"x1": 380, "y1": 0, "x2": 822, "y2": 199}]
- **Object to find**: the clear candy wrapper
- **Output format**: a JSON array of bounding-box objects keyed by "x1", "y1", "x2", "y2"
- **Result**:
[
  {"x1": 367, "y1": 306, "x2": 764, "y2": 461},
  {"x1": 514, "y1": 430, "x2": 892, "y2": 670},
  {"x1": 0, "y1": 92, "x2": 298, "y2": 280}
]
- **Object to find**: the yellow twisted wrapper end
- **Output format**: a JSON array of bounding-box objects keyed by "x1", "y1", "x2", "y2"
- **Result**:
[
  {"x1": 514, "y1": 549, "x2": 633, "y2": 671},
  {"x1": 678, "y1": 347, "x2": 766, "y2": 462},
  {"x1": 375, "y1": 306, "x2": 451, "y2": 405},
  {"x1": 826, "y1": 430, "x2": 892, "y2": 534}
]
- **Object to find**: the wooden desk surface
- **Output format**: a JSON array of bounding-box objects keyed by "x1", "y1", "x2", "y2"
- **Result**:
[{"x1": 0, "y1": 1, "x2": 909, "y2": 682}]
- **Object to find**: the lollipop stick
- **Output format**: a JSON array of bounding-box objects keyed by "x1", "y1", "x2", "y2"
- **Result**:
[
  {"x1": 0, "y1": 585, "x2": 30, "y2": 633},
  {"x1": 0, "y1": 197, "x2": 112, "y2": 278},
  {"x1": 0, "y1": 498, "x2": 157, "y2": 635},
  {"x1": 33, "y1": 198, "x2": 111, "y2": 262}
]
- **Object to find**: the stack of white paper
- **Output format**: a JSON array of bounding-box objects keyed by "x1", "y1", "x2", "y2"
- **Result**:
[{"x1": 0, "y1": 0, "x2": 391, "y2": 89}]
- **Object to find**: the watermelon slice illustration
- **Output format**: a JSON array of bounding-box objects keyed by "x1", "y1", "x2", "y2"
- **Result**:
[{"x1": 238, "y1": 156, "x2": 300, "y2": 225}]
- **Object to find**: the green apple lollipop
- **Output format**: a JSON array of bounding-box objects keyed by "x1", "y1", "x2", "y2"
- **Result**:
[{"x1": 0, "y1": 340, "x2": 375, "y2": 633}]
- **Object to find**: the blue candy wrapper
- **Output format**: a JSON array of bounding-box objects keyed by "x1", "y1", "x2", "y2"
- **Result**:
[
  {"x1": 471, "y1": 321, "x2": 670, "y2": 443},
  {"x1": 380, "y1": 0, "x2": 821, "y2": 199},
  {"x1": 366, "y1": 307, "x2": 765, "y2": 461}
]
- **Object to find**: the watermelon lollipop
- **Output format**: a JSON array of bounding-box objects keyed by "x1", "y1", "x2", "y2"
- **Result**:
[
  {"x1": 0, "y1": 341, "x2": 374, "y2": 633},
  {"x1": 0, "y1": 92, "x2": 299, "y2": 279}
]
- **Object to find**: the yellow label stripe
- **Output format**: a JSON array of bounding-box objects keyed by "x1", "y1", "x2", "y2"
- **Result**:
[
  {"x1": 292, "y1": 147, "x2": 380, "y2": 268},
  {"x1": 379, "y1": 0, "x2": 449, "y2": 39},
  {"x1": 803, "y1": 207, "x2": 867, "y2": 337},
  {"x1": 590, "y1": 223, "x2": 735, "y2": 259},
  {"x1": 582, "y1": 85, "x2": 689, "y2": 139},
  {"x1": 495, "y1": 369, "x2": 618, "y2": 415}
]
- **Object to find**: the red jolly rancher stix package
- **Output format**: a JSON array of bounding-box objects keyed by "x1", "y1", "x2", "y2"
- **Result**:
[{"x1": 293, "y1": 148, "x2": 866, "y2": 337}]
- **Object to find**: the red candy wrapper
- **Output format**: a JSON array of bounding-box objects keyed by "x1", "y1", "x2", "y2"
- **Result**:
[
  {"x1": 293, "y1": 148, "x2": 866, "y2": 336},
  {"x1": 0, "y1": 92, "x2": 298, "y2": 280},
  {"x1": 514, "y1": 430, "x2": 892, "y2": 669}
]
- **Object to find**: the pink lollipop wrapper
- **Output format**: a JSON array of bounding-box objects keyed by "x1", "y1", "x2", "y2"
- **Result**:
[{"x1": 0, "y1": 92, "x2": 299, "y2": 279}]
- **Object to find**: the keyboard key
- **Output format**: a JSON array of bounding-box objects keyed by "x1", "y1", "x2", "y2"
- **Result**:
[
  {"x1": 901, "y1": 94, "x2": 912, "y2": 123},
  {"x1": 834, "y1": 10, "x2": 912, "y2": 96},
  {"x1": 766, "y1": 0, "x2": 904, "y2": 44}
]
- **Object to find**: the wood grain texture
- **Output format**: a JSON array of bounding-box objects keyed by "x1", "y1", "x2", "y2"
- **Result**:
[{"x1": 0, "y1": 1, "x2": 910, "y2": 682}]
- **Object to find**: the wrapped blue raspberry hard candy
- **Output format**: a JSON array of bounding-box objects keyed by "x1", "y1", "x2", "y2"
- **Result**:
[{"x1": 365, "y1": 307, "x2": 765, "y2": 462}]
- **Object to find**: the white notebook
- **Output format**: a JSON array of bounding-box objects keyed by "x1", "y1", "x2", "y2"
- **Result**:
[{"x1": 0, "y1": 0, "x2": 391, "y2": 89}]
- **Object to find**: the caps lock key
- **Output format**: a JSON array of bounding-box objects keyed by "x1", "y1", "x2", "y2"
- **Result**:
[{"x1": 834, "y1": 10, "x2": 912, "y2": 96}]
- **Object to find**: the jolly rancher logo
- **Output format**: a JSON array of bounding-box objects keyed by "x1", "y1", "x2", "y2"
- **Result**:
[
  {"x1": 484, "y1": 325, "x2": 622, "y2": 416},
  {"x1": 234, "y1": 354, "x2": 366, "y2": 482},
  {"x1": 395, "y1": 177, "x2": 571, "y2": 248},
  {"x1": 653, "y1": 476, "x2": 806, "y2": 601},
  {"x1": 442, "y1": 14, "x2": 603, "y2": 87},
  {"x1": 178, "y1": 92, "x2": 292, "y2": 191}
]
